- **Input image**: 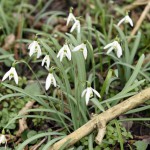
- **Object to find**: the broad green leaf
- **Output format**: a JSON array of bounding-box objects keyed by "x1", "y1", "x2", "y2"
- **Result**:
[{"x1": 134, "y1": 141, "x2": 148, "y2": 150}]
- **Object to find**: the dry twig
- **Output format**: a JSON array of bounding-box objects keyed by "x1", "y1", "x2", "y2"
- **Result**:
[
  {"x1": 129, "y1": 1, "x2": 150, "y2": 42},
  {"x1": 50, "y1": 87, "x2": 150, "y2": 150},
  {"x1": 30, "y1": 137, "x2": 47, "y2": 150},
  {"x1": 16, "y1": 101, "x2": 35, "y2": 137},
  {"x1": 124, "y1": 0, "x2": 149, "y2": 11}
]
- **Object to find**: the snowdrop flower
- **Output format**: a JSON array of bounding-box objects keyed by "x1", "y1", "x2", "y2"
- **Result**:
[
  {"x1": 82, "y1": 84, "x2": 101, "y2": 105},
  {"x1": 45, "y1": 71, "x2": 56, "y2": 90},
  {"x1": 67, "y1": 7, "x2": 76, "y2": 26},
  {"x1": 117, "y1": 15, "x2": 133, "y2": 27},
  {"x1": 104, "y1": 41, "x2": 122, "y2": 58},
  {"x1": 0, "y1": 134, "x2": 7, "y2": 145},
  {"x1": 70, "y1": 19, "x2": 80, "y2": 33},
  {"x1": 57, "y1": 44, "x2": 71, "y2": 62},
  {"x1": 72, "y1": 43, "x2": 87, "y2": 59},
  {"x1": 28, "y1": 41, "x2": 42, "y2": 58},
  {"x1": 42, "y1": 55, "x2": 50, "y2": 68},
  {"x1": 2, "y1": 67, "x2": 18, "y2": 84},
  {"x1": 67, "y1": 13, "x2": 76, "y2": 26}
]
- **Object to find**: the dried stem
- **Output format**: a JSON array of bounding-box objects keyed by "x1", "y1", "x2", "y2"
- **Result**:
[
  {"x1": 50, "y1": 87, "x2": 150, "y2": 150},
  {"x1": 16, "y1": 101, "x2": 35, "y2": 137},
  {"x1": 129, "y1": 1, "x2": 150, "y2": 42},
  {"x1": 124, "y1": 0, "x2": 149, "y2": 11}
]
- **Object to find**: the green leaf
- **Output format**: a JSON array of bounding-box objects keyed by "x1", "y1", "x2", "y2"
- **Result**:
[
  {"x1": 17, "y1": 132, "x2": 65, "y2": 150},
  {"x1": 100, "y1": 69, "x2": 113, "y2": 98},
  {"x1": 27, "y1": 130, "x2": 38, "y2": 144},
  {"x1": 124, "y1": 54, "x2": 145, "y2": 89},
  {"x1": 2, "y1": 83, "x2": 48, "y2": 108},
  {"x1": 134, "y1": 141, "x2": 148, "y2": 150},
  {"x1": 91, "y1": 98, "x2": 105, "y2": 112},
  {"x1": 24, "y1": 82, "x2": 41, "y2": 95}
]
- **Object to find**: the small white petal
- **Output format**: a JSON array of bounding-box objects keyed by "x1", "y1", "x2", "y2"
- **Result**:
[
  {"x1": 67, "y1": 13, "x2": 72, "y2": 26},
  {"x1": 65, "y1": 44, "x2": 71, "y2": 52},
  {"x1": 12, "y1": 67, "x2": 18, "y2": 84},
  {"x1": 9, "y1": 75, "x2": 13, "y2": 80},
  {"x1": 37, "y1": 46, "x2": 42, "y2": 58},
  {"x1": 72, "y1": 44, "x2": 83, "y2": 52},
  {"x1": 116, "y1": 44, "x2": 122, "y2": 58},
  {"x1": 57, "y1": 46, "x2": 64, "y2": 60},
  {"x1": 57, "y1": 46, "x2": 65, "y2": 58},
  {"x1": 65, "y1": 45, "x2": 71, "y2": 60},
  {"x1": 81, "y1": 89, "x2": 87, "y2": 97},
  {"x1": 29, "y1": 45, "x2": 36, "y2": 57},
  {"x1": 45, "y1": 74, "x2": 51, "y2": 90},
  {"x1": 41, "y1": 56, "x2": 46, "y2": 66},
  {"x1": 52, "y1": 75, "x2": 57, "y2": 87},
  {"x1": 28, "y1": 41, "x2": 35, "y2": 49},
  {"x1": 92, "y1": 88, "x2": 101, "y2": 98},
  {"x1": 106, "y1": 46, "x2": 114, "y2": 54},
  {"x1": 83, "y1": 46, "x2": 87, "y2": 59},
  {"x1": 60, "y1": 53, "x2": 64, "y2": 62},
  {"x1": 57, "y1": 50, "x2": 63, "y2": 59},
  {"x1": 70, "y1": 22, "x2": 77, "y2": 33},
  {"x1": 104, "y1": 42, "x2": 113, "y2": 49},
  {"x1": 41, "y1": 58, "x2": 45, "y2": 66},
  {"x1": 65, "y1": 51, "x2": 71, "y2": 61},
  {"x1": 70, "y1": 20, "x2": 80, "y2": 33},
  {"x1": 77, "y1": 21, "x2": 81, "y2": 33},
  {"x1": 127, "y1": 16, "x2": 133, "y2": 27},
  {"x1": 2, "y1": 70, "x2": 11, "y2": 81},
  {"x1": 67, "y1": 13, "x2": 76, "y2": 26},
  {"x1": 85, "y1": 88, "x2": 91, "y2": 105},
  {"x1": 117, "y1": 51, "x2": 121, "y2": 58},
  {"x1": 66, "y1": 46, "x2": 71, "y2": 60},
  {"x1": 46, "y1": 56, "x2": 50, "y2": 68},
  {"x1": 28, "y1": 41, "x2": 37, "y2": 57},
  {"x1": 117, "y1": 18, "x2": 125, "y2": 26}
]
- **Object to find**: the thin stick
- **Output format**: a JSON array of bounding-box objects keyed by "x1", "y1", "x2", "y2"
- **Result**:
[
  {"x1": 31, "y1": 137, "x2": 47, "y2": 150},
  {"x1": 129, "y1": 1, "x2": 150, "y2": 42},
  {"x1": 16, "y1": 101, "x2": 35, "y2": 137},
  {"x1": 124, "y1": 0, "x2": 149, "y2": 11},
  {"x1": 50, "y1": 87, "x2": 150, "y2": 150}
]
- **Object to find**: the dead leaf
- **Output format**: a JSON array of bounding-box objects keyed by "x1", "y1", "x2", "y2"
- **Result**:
[{"x1": 2, "y1": 34, "x2": 15, "y2": 50}]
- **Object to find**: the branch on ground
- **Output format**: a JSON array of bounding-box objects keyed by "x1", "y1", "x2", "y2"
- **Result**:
[
  {"x1": 50, "y1": 87, "x2": 150, "y2": 150},
  {"x1": 16, "y1": 101, "x2": 35, "y2": 137}
]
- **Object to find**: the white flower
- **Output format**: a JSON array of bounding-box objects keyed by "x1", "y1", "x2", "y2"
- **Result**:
[
  {"x1": 72, "y1": 43, "x2": 87, "y2": 59},
  {"x1": 104, "y1": 41, "x2": 122, "y2": 58},
  {"x1": 42, "y1": 55, "x2": 50, "y2": 68},
  {"x1": 67, "y1": 12, "x2": 76, "y2": 26},
  {"x1": 28, "y1": 41, "x2": 42, "y2": 58},
  {"x1": 0, "y1": 134, "x2": 7, "y2": 145},
  {"x1": 117, "y1": 15, "x2": 133, "y2": 27},
  {"x1": 57, "y1": 44, "x2": 71, "y2": 62},
  {"x1": 45, "y1": 73, "x2": 56, "y2": 90},
  {"x1": 2, "y1": 67, "x2": 18, "y2": 84},
  {"x1": 82, "y1": 87, "x2": 101, "y2": 105},
  {"x1": 70, "y1": 19, "x2": 80, "y2": 33}
]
